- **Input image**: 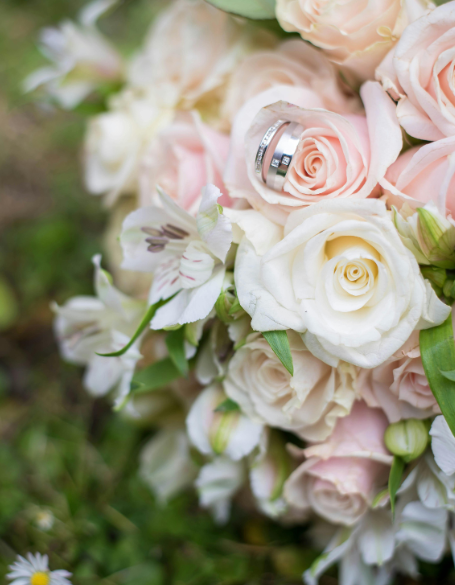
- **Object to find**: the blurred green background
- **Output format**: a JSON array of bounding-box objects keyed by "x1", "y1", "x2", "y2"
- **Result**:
[{"x1": 1, "y1": 1, "x2": 454, "y2": 584}]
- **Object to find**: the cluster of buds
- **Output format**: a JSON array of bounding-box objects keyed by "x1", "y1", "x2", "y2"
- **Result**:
[{"x1": 393, "y1": 203, "x2": 455, "y2": 301}]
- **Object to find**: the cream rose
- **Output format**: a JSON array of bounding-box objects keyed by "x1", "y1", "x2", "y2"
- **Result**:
[
  {"x1": 234, "y1": 199, "x2": 450, "y2": 368},
  {"x1": 383, "y1": 139, "x2": 455, "y2": 216},
  {"x1": 276, "y1": 0, "x2": 431, "y2": 83},
  {"x1": 221, "y1": 39, "x2": 358, "y2": 124},
  {"x1": 139, "y1": 111, "x2": 231, "y2": 215},
  {"x1": 223, "y1": 332, "x2": 357, "y2": 441},
  {"x1": 359, "y1": 333, "x2": 440, "y2": 422},
  {"x1": 377, "y1": 2, "x2": 455, "y2": 141},
  {"x1": 233, "y1": 82, "x2": 402, "y2": 222},
  {"x1": 284, "y1": 401, "x2": 392, "y2": 526},
  {"x1": 84, "y1": 90, "x2": 173, "y2": 204},
  {"x1": 128, "y1": 0, "x2": 270, "y2": 111}
]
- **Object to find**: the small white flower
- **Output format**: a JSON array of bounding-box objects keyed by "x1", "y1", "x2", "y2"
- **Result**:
[
  {"x1": 120, "y1": 184, "x2": 232, "y2": 330},
  {"x1": 7, "y1": 552, "x2": 72, "y2": 585},
  {"x1": 34, "y1": 509, "x2": 55, "y2": 531}
]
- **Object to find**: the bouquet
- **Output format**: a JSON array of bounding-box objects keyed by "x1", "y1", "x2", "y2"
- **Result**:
[{"x1": 21, "y1": 0, "x2": 455, "y2": 583}]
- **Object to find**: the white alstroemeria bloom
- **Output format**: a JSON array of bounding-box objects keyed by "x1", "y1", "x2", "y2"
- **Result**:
[
  {"x1": 305, "y1": 502, "x2": 443, "y2": 585},
  {"x1": 53, "y1": 255, "x2": 145, "y2": 402},
  {"x1": 7, "y1": 552, "x2": 72, "y2": 585},
  {"x1": 391, "y1": 452, "x2": 451, "y2": 564},
  {"x1": 431, "y1": 415, "x2": 455, "y2": 477},
  {"x1": 186, "y1": 384, "x2": 263, "y2": 461},
  {"x1": 24, "y1": 0, "x2": 123, "y2": 109},
  {"x1": 120, "y1": 184, "x2": 233, "y2": 330},
  {"x1": 139, "y1": 428, "x2": 198, "y2": 503},
  {"x1": 234, "y1": 199, "x2": 451, "y2": 368},
  {"x1": 195, "y1": 456, "x2": 245, "y2": 523}
]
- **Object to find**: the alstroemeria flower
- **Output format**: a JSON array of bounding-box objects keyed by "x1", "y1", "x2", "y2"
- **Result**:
[
  {"x1": 53, "y1": 255, "x2": 145, "y2": 402},
  {"x1": 120, "y1": 184, "x2": 233, "y2": 329},
  {"x1": 24, "y1": 0, "x2": 124, "y2": 109}
]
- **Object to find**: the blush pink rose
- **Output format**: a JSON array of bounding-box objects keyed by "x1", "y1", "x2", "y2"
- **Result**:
[
  {"x1": 225, "y1": 81, "x2": 402, "y2": 224},
  {"x1": 359, "y1": 333, "x2": 440, "y2": 422},
  {"x1": 284, "y1": 401, "x2": 392, "y2": 526},
  {"x1": 139, "y1": 111, "x2": 231, "y2": 215},
  {"x1": 276, "y1": 0, "x2": 431, "y2": 83},
  {"x1": 382, "y1": 137, "x2": 455, "y2": 216},
  {"x1": 221, "y1": 39, "x2": 358, "y2": 124},
  {"x1": 377, "y1": 2, "x2": 455, "y2": 141}
]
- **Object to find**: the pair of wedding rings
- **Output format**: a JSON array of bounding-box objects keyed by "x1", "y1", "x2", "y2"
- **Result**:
[{"x1": 255, "y1": 119, "x2": 303, "y2": 191}]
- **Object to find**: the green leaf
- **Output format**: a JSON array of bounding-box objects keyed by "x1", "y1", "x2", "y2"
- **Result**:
[
  {"x1": 420, "y1": 315, "x2": 455, "y2": 436},
  {"x1": 214, "y1": 398, "x2": 240, "y2": 413},
  {"x1": 388, "y1": 456, "x2": 405, "y2": 518},
  {"x1": 130, "y1": 357, "x2": 181, "y2": 395},
  {"x1": 166, "y1": 327, "x2": 189, "y2": 377},
  {"x1": 97, "y1": 299, "x2": 168, "y2": 358},
  {"x1": 440, "y1": 369, "x2": 455, "y2": 381},
  {"x1": 205, "y1": 0, "x2": 276, "y2": 19},
  {"x1": 263, "y1": 330, "x2": 294, "y2": 376}
]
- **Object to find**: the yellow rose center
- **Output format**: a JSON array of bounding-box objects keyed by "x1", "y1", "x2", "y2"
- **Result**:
[{"x1": 30, "y1": 572, "x2": 50, "y2": 585}]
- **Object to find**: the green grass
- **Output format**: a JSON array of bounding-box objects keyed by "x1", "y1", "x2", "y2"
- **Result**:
[{"x1": 2, "y1": 1, "x2": 455, "y2": 584}]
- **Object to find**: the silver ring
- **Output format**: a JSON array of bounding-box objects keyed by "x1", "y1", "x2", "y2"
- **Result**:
[
  {"x1": 255, "y1": 119, "x2": 288, "y2": 179},
  {"x1": 266, "y1": 122, "x2": 303, "y2": 191}
]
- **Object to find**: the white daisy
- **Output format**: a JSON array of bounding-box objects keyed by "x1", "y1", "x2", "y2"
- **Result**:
[{"x1": 7, "y1": 553, "x2": 72, "y2": 585}]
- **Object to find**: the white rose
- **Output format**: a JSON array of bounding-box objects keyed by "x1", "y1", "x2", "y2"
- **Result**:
[
  {"x1": 223, "y1": 332, "x2": 357, "y2": 441},
  {"x1": 234, "y1": 199, "x2": 450, "y2": 368},
  {"x1": 84, "y1": 90, "x2": 173, "y2": 204}
]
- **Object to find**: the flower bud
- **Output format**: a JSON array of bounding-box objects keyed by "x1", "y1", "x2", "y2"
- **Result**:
[
  {"x1": 443, "y1": 278, "x2": 455, "y2": 300},
  {"x1": 420, "y1": 266, "x2": 447, "y2": 289},
  {"x1": 215, "y1": 272, "x2": 244, "y2": 323},
  {"x1": 393, "y1": 203, "x2": 455, "y2": 269},
  {"x1": 186, "y1": 384, "x2": 263, "y2": 460},
  {"x1": 417, "y1": 206, "x2": 455, "y2": 269},
  {"x1": 384, "y1": 419, "x2": 430, "y2": 463}
]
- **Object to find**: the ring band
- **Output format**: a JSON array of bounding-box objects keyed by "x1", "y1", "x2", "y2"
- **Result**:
[
  {"x1": 266, "y1": 122, "x2": 303, "y2": 192},
  {"x1": 255, "y1": 119, "x2": 288, "y2": 178}
]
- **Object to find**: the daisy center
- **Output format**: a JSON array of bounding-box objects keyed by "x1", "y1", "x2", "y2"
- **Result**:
[{"x1": 30, "y1": 572, "x2": 50, "y2": 585}]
